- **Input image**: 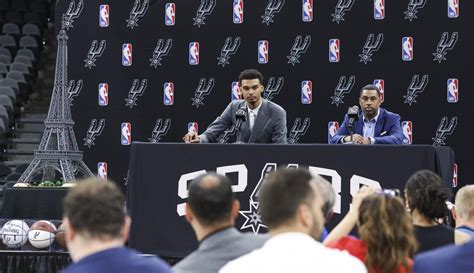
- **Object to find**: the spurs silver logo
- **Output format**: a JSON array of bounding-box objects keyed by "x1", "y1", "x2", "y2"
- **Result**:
[
  {"x1": 84, "y1": 40, "x2": 106, "y2": 69},
  {"x1": 126, "y1": 0, "x2": 149, "y2": 29},
  {"x1": 149, "y1": 118, "x2": 171, "y2": 143},
  {"x1": 288, "y1": 118, "x2": 310, "y2": 144},
  {"x1": 332, "y1": 0, "x2": 355, "y2": 24},
  {"x1": 193, "y1": 0, "x2": 216, "y2": 27},
  {"x1": 217, "y1": 125, "x2": 237, "y2": 143},
  {"x1": 191, "y1": 78, "x2": 215, "y2": 108},
  {"x1": 287, "y1": 35, "x2": 311, "y2": 66},
  {"x1": 217, "y1": 37, "x2": 241, "y2": 67},
  {"x1": 404, "y1": 0, "x2": 427, "y2": 21},
  {"x1": 149, "y1": 39, "x2": 173, "y2": 68},
  {"x1": 331, "y1": 76, "x2": 356, "y2": 107},
  {"x1": 433, "y1": 32, "x2": 458, "y2": 63},
  {"x1": 359, "y1": 33, "x2": 384, "y2": 64},
  {"x1": 240, "y1": 163, "x2": 275, "y2": 234},
  {"x1": 432, "y1": 117, "x2": 457, "y2": 146},
  {"x1": 263, "y1": 77, "x2": 284, "y2": 101},
  {"x1": 125, "y1": 79, "x2": 148, "y2": 109},
  {"x1": 83, "y1": 119, "x2": 105, "y2": 148},
  {"x1": 61, "y1": 0, "x2": 83, "y2": 30},
  {"x1": 261, "y1": 0, "x2": 285, "y2": 26},
  {"x1": 67, "y1": 79, "x2": 83, "y2": 105},
  {"x1": 403, "y1": 74, "x2": 429, "y2": 106}
]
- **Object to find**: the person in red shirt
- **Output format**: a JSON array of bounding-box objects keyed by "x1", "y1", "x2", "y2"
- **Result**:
[{"x1": 325, "y1": 187, "x2": 417, "y2": 273}]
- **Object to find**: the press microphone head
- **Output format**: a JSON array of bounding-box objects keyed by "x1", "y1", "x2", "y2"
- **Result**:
[
  {"x1": 348, "y1": 105, "x2": 359, "y2": 115},
  {"x1": 235, "y1": 107, "x2": 247, "y2": 121}
]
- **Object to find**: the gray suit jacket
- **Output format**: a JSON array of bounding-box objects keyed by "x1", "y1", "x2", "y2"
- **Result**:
[
  {"x1": 199, "y1": 100, "x2": 287, "y2": 144},
  {"x1": 172, "y1": 228, "x2": 268, "y2": 273}
]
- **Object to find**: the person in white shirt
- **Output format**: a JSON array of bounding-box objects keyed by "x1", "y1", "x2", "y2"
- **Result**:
[{"x1": 219, "y1": 168, "x2": 367, "y2": 273}]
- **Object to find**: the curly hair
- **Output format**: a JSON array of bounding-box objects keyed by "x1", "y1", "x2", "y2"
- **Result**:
[
  {"x1": 358, "y1": 195, "x2": 418, "y2": 273},
  {"x1": 405, "y1": 170, "x2": 452, "y2": 220}
]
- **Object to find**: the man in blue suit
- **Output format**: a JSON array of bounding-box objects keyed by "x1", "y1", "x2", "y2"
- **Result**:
[
  {"x1": 414, "y1": 240, "x2": 474, "y2": 273},
  {"x1": 330, "y1": 84, "x2": 403, "y2": 145}
]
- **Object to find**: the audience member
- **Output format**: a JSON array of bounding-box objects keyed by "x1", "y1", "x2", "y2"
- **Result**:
[
  {"x1": 451, "y1": 185, "x2": 474, "y2": 238},
  {"x1": 316, "y1": 178, "x2": 336, "y2": 241},
  {"x1": 414, "y1": 240, "x2": 474, "y2": 273}
]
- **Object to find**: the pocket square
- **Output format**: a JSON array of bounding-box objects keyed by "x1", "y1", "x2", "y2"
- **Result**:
[{"x1": 380, "y1": 131, "x2": 387, "y2": 136}]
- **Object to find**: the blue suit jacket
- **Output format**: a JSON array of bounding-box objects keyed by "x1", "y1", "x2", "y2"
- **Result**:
[
  {"x1": 329, "y1": 108, "x2": 403, "y2": 144},
  {"x1": 414, "y1": 240, "x2": 474, "y2": 273}
]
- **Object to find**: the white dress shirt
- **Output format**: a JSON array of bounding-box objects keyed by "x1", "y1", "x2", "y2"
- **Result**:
[
  {"x1": 247, "y1": 101, "x2": 262, "y2": 132},
  {"x1": 219, "y1": 232, "x2": 367, "y2": 273},
  {"x1": 363, "y1": 108, "x2": 380, "y2": 144}
]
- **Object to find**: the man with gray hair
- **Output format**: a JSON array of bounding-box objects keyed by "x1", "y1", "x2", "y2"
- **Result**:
[
  {"x1": 316, "y1": 178, "x2": 336, "y2": 241},
  {"x1": 452, "y1": 185, "x2": 474, "y2": 238}
]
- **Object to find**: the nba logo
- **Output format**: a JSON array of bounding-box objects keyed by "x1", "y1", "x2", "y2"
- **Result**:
[
  {"x1": 448, "y1": 0, "x2": 459, "y2": 18},
  {"x1": 189, "y1": 42, "x2": 199, "y2": 65},
  {"x1": 233, "y1": 0, "x2": 243, "y2": 24},
  {"x1": 373, "y1": 79, "x2": 384, "y2": 102},
  {"x1": 165, "y1": 3, "x2": 175, "y2": 26},
  {"x1": 402, "y1": 121, "x2": 412, "y2": 145},
  {"x1": 231, "y1": 82, "x2": 242, "y2": 101},
  {"x1": 188, "y1": 122, "x2": 198, "y2": 134},
  {"x1": 99, "y1": 5, "x2": 109, "y2": 27},
  {"x1": 402, "y1": 37, "x2": 413, "y2": 61},
  {"x1": 164, "y1": 82, "x2": 174, "y2": 105},
  {"x1": 122, "y1": 43, "x2": 132, "y2": 66},
  {"x1": 447, "y1": 78, "x2": 458, "y2": 103},
  {"x1": 98, "y1": 83, "x2": 109, "y2": 106},
  {"x1": 301, "y1": 81, "x2": 312, "y2": 104},
  {"x1": 302, "y1": 0, "x2": 313, "y2": 22},
  {"x1": 452, "y1": 163, "x2": 458, "y2": 187},
  {"x1": 329, "y1": 39, "x2": 340, "y2": 63},
  {"x1": 374, "y1": 0, "x2": 385, "y2": 20},
  {"x1": 328, "y1": 122, "x2": 339, "y2": 143},
  {"x1": 121, "y1": 123, "x2": 131, "y2": 145},
  {"x1": 97, "y1": 162, "x2": 107, "y2": 179},
  {"x1": 258, "y1": 40, "x2": 269, "y2": 64}
]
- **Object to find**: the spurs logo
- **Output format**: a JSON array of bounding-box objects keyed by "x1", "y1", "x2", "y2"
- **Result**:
[
  {"x1": 263, "y1": 77, "x2": 284, "y2": 101},
  {"x1": 193, "y1": 0, "x2": 216, "y2": 27},
  {"x1": 149, "y1": 39, "x2": 173, "y2": 68},
  {"x1": 433, "y1": 32, "x2": 458, "y2": 63},
  {"x1": 67, "y1": 79, "x2": 83, "y2": 105},
  {"x1": 217, "y1": 125, "x2": 237, "y2": 143},
  {"x1": 332, "y1": 0, "x2": 355, "y2": 24},
  {"x1": 432, "y1": 117, "x2": 457, "y2": 146},
  {"x1": 125, "y1": 79, "x2": 148, "y2": 109},
  {"x1": 403, "y1": 74, "x2": 429, "y2": 106},
  {"x1": 359, "y1": 33, "x2": 384, "y2": 64},
  {"x1": 287, "y1": 35, "x2": 311, "y2": 66},
  {"x1": 331, "y1": 76, "x2": 356, "y2": 107},
  {"x1": 240, "y1": 163, "x2": 276, "y2": 234},
  {"x1": 149, "y1": 119, "x2": 171, "y2": 143},
  {"x1": 191, "y1": 78, "x2": 215, "y2": 108},
  {"x1": 288, "y1": 118, "x2": 311, "y2": 144},
  {"x1": 126, "y1": 0, "x2": 149, "y2": 29},
  {"x1": 404, "y1": 0, "x2": 427, "y2": 21},
  {"x1": 83, "y1": 119, "x2": 105, "y2": 148},
  {"x1": 217, "y1": 37, "x2": 241, "y2": 67},
  {"x1": 84, "y1": 40, "x2": 106, "y2": 69},
  {"x1": 261, "y1": 0, "x2": 285, "y2": 26},
  {"x1": 61, "y1": 0, "x2": 83, "y2": 30}
]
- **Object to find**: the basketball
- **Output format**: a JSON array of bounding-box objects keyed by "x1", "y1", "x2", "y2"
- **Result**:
[
  {"x1": 1, "y1": 220, "x2": 29, "y2": 248},
  {"x1": 56, "y1": 222, "x2": 67, "y2": 249},
  {"x1": 28, "y1": 220, "x2": 57, "y2": 249}
]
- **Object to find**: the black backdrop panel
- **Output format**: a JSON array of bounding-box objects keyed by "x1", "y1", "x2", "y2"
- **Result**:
[{"x1": 55, "y1": 0, "x2": 473, "y2": 189}]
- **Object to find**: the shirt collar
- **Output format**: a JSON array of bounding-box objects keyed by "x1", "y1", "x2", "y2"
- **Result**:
[
  {"x1": 363, "y1": 108, "x2": 380, "y2": 123},
  {"x1": 247, "y1": 100, "x2": 263, "y2": 116}
]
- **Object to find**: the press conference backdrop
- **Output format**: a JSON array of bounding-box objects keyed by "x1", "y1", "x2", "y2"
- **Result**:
[{"x1": 55, "y1": 0, "x2": 473, "y2": 189}]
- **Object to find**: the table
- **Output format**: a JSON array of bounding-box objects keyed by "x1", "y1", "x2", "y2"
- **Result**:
[{"x1": 127, "y1": 143, "x2": 454, "y2": 258}]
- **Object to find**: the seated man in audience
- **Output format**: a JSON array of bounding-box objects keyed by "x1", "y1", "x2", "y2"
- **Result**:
[
  {"x1": 414, "y1": 240, "x2": 474, "y2": 273},
  {"x1": 316, "y1": 178, "x2": 336, "y2": 241},
  {"x1": 61, "y1": 178, "x2": 171, "y2": 273},
  {"x1": 173, "y1": 173, "x2": 267, "y2": 273},
  {"x1": 220, "y1": 168, "x2": 366, "y2": 273},
  {"x1": 452, "y1": 185, "x2": 474, "y2": 238}
]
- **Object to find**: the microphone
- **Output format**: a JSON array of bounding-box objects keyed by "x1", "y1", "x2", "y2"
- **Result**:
[
  {"x1": 347, "y1": 105, "x2": 359, "y2": 129},
  {"x1": 235, "y1": 105, "x2": 247, "y2": 132}
]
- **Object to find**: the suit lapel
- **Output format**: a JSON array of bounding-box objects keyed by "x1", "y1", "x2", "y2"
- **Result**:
[{"x1": 248, "y1": 100, "x2": 268, "y2": 143}]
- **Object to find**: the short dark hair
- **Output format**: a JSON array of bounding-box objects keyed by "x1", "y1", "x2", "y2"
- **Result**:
[
  {"x1": 405, "y1": 170, "x2": 451, "y2": 219},
  {"x1": 259, "y1": 168, "x2": 316, "y2": 229},
  {"x1": 63, "y1": 179, "x2": 125, "y2": 239},
  {"x1": 239, "y1": 69, "x2": 264, "y2": 85},
  {"x1": 360, "y1": 84, "x2": 381, "y2": 97},
  {"x1": 187, "y1": 173, "x2": 235, "y2": 225}
]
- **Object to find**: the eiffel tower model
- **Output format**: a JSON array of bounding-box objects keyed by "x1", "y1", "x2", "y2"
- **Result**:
[{"x1": 17, "y1": 29, "x2": 93, "y2": 184}]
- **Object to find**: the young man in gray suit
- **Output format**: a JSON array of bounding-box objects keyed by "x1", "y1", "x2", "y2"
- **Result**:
[
  {"x1": 172, "y1": 173, "x2": 267, "y2": 273},
  {"x1": 183, "y1": 69, "x2": 287, "y2": 144}
]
